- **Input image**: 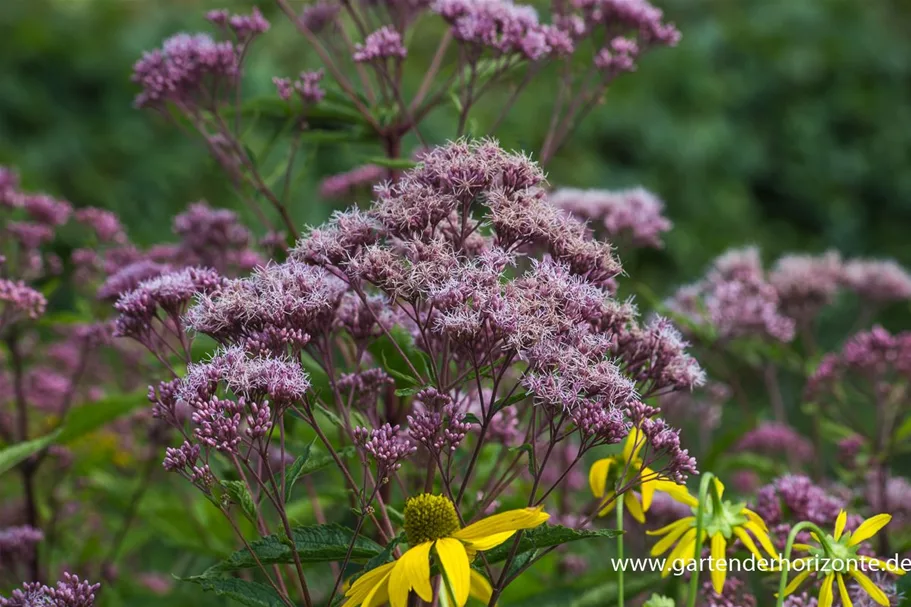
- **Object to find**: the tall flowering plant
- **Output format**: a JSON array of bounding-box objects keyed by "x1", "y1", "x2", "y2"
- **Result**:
[{"x1": 116, "y1": 139, "x2": 701, "y2": 606}]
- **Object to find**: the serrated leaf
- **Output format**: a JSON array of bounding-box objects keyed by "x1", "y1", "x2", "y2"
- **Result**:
[
  {"x1": 222, "y1": 480, "x2": 257, "y2": 524},
  {"x1": 483, "y1": 524, "x2": 622, "y2": 564},
  {"x1": 0, "y1": 430, "x2": 60, "y2": 476},
  {"x1": 283, "y1": 439, "x2": 315, "y2": 502},
  {"x1": 198, "y1": 524, "x2": 385, "y2": 575},
  {"x1": 186, "y1": 577, "x2": 286, "y2": 607}
]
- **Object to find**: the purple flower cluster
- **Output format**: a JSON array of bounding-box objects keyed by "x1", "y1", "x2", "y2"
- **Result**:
[
  {"x1": 354, "y1": 423, "x2": 417, "y2": 473},
  {"x1": 408, "y1": 388, "x2": 473, "y2": 454},
  {"x1": 699, "y1": 577, "x2": 757, "y2": 607},
  {"x1": 299, "y1": 1, "x2": 340, "y2": 32},
  {"x1": 668, "y1": 247, "x2": 796, "y2": 343},
  {"x1": 0, "y1": 573, "x2": 99, "y2": 607},
  {"x1": 273, "y1": 69, "x2": 326, "y2": 104},
  {"x1": 354, "y1": 26, "x2": 408, "y2": 62},
  {"x1": 753, "y1": 475, "x2": 852, "y2": 548},
  {"x1": 807, "y1": 325, "x2": 911, "y2": 399},
  {"x1": 735, "y1": 422, "x2": 814, "y2": 464},
  {"x1": 132, "y1": 32, "x2": 238, "y2": 109},
  {"x1": 185, "y1": 261, "x2": 346, "y2": 354},
  {"x1": 843, "y1": 258, "x2": 911, "y2": 305},
  {"x1": 549, "y1": 186, "x2": 672, "y2": 248},
  {"x1": 206, "y1": 7, "x2": 270, "y2": 42},
  {"x1": 434, "y1": 0, "x2": 573, "y2": 61},
  {"x1": 769, "y1": 251, "x2": 843, "y2": 322},
  {"x1": 0, "y1": 525, "x2": 43, "y2": 567},
  {"x1": 172, "y1": 201, "x2": 263, "y2": 272},
  {"x1": 113, "y1": 267, "x2": 225, "y2": 341},
  {"x1": 782, "y1": 593, "x2": 819, "y2": 607},
  {"x1": 74, "y1": 208, "x2": 127, "y2": 244},
  {"x1": 0, "y1": 278, "x2": 47, "y2": 326}
]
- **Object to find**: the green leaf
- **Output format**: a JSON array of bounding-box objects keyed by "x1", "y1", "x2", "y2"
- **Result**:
[
  {"x1": 314, "y1": 401, "x2": 345, "y2": 429},
  {"x1": 508, "y1": 443, "x2": 535, "y2": 477},
  {"x1": 199, "y1": 524, "x2": 385, "y2": 575},
  {"x1": 57, "y1": 390, "x2": 148, "y2": 444},
  {"x1": 363, "y1": 156, "x2": 418, "y2": 170},
  {"x1": 369, "y1": 326, "x2": 427, "y2": 388},
  {"x1": 0, "y1": 430, "x2": 60, "y2": 476},
  {"x1": 484, "y1": 524, "x2": 622, "y2": 565},
  {"x1": 221, "y1": 480, "x2": 258, "y2": 524},
  {"x1": 292, "y1": 446, "x2": 357, "y2": 480},
  {"x1": 186, "y1": 577, "x2": 286, "y2": 607},
  {"x1": 492, "y1": 391, "x2": 529, "y2": 413},
  {"x1": 395, "y1": 386, "x2": 424, "y2": 397},
  {"x1": 894, "y1": 416, "x2": 911, "y2": 443},
  {"x1": 298, "y1": 352, "x2": 330, "y2": 396},
  {"x1": 386, "y1": 506, "x2": 405, "y2": 526},
  {"x1": 284, "y1": 439, "x2": 315, "y2": 501}
]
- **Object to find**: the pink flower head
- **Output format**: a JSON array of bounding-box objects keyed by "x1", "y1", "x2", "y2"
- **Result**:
[{"x1": 354, "y1": 26, "x2": 407, "y2": 62}]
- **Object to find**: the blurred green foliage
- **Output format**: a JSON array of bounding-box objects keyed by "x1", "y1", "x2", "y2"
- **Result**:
[{"x1": 3, "y1": 0, "x2": 911, "y2": 287}]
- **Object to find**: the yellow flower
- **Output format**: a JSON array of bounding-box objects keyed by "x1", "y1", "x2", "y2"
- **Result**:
[
  {"x1": 589, "y1": 427, "x2": 688, "y2": 523},
  {"x1": 781, "y1": 509, "x2": 906, "y2": 607},
  {"x1": 647, "y1": 477, "x2": 779, "y2": 593},
  {"x1": 344, "y1": 494, "x2": 550, "y2": 607}
]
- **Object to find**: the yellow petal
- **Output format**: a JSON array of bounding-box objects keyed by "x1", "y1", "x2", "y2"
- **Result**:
[
  {"x1": 782, "y1": 569, "x2": 812, "y2": 596},
  {"x1": 662, "y1": 528, "x2": 698, "y2": 577},
  {"x1": 834, "y1": 510, "x2": 847, "y2": 541},
  {"x1": 818, "y1": 573, "x2": 834, "y2": 607},
  {"x1": 388, "y1": 542, "x2": 433, "y2": 607},
  {"x1": 598, "y1": 492, "x2": 618, "y2": 518},
  {"x1": 436, "y1": 538, "x2": 470, "y2": 606},
  {"x1": 710, "y1": 533, "x2": 727, "y2": 594},
  {"x1": 742, "y1": 508, "x2": 769, "y2": 533},
  {"x1": 623, "y1": 427, "x2": 644, "y2": 462},
  {"x1": 666, "y1": 486, "x2": 699, "y2": 508},
  {"x1": 850, "y1": 570, "x2": 890, "y2": 606},
  {"x1": 651, "y1": 519, "x2": 695, "y2": 557},
  {"x1": 461, "y1": 530, "x2": 516, "y2": 552},
  {"x1": 837, "y1": 574, "x2": 854, "y2": 607},
  {"x1": 712, "y1": 477, "x2": 725, "y2": 500},
  {"x1": 860, "y1": 555, "x2": 907, "y2": 576},
  {"x1": 589, "y1": 458, "x2": 613, "y2": 498},
  {"x1": 453, "y1": 507, "x2": 549, "y2": 543},
  {"x1": 625, "y1": 491, "x2": 645, "y2": 524},
  {"x1": 848, "y1": 513, "x2": 892, "y2": 547},
  {"x1": 345, "y1": 562, "x2": 395, "y2": 606},
  {"x1": 641, "y1": 470, "x2": 657, "y2": 512},
  {"x1": 791, "y1": 543, "x2": 812, "y2": 552},
  {"x1": 732, "y1": 527, "x2": 764, "y2": 562},
  {"x1": 469, "y1": 569, "x2": 493, "y2": 605},
  {"x1": 362, "y1": 576, "x2": 391, "y2": 607},
  {"x1": 744, "y1": 521, "x2": 779, "y2": 559},
  {"x1": 647, "y1": 516, "x2": 695, "y2": 538}
]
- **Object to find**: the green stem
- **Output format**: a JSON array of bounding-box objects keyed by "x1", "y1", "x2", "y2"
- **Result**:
[
  {"x1": 686, "y1": 473, "x2": 714, "y2": 607},
  {"x1": 617, "y1": 496, "x2": 625, "y2": 607},
  {"x1": 774, "y1": 521, "x2": 830, "y2": 607}
]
